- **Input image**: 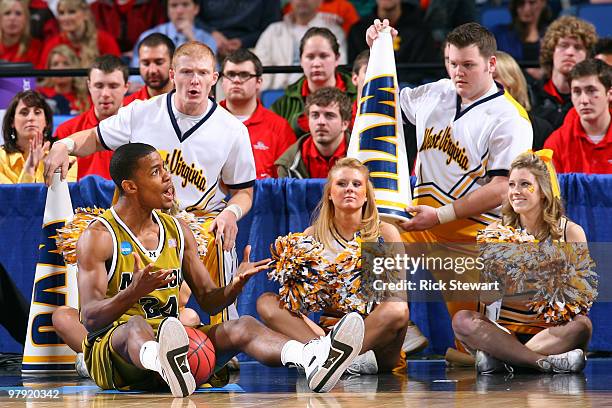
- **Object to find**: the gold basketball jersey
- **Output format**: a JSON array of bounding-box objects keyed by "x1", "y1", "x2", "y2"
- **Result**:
[{"x1": 97, "y1": 207, "x2": 184, "y2": 331}]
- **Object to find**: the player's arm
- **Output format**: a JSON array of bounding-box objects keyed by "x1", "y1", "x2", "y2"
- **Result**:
[
  {"x1": 77, "y1": 221, "x2": 175, "y2": 331},
  {"x1": 180, "y1": 220, "x2": 269, "y2": 315},
  {"x1": 43, "y1": 128, "x2": 105, "y2": 185}
]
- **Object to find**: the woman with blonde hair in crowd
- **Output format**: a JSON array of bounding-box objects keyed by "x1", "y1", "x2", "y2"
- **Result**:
[
  {"x1": 452, "y1": 151, "x2": 593, "y2": 374},
  {"x1": 37, "y1": 0, "x2": 120, "y2": 69},
  {"x1": 0, "y1": 0, "x2": 40, "y2": 64},
  {"x1": 0, "y1": 90, "x2": 77, "y2": 183},
  {"x1": 37, "y1": 45, "x2": 89, "y2": 115},
  {"x1": 257, "y1": 157, "x2": 410, "y2": 375},
  {"x1": 494, "y1": 51, "x2": 553, "y2": 149}
]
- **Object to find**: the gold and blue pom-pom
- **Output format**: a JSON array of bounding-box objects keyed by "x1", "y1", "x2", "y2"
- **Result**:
[
  {"x1": 267, "y1": 233, "x2": 332, "y2": 315},
  {"x1": 173, "y1": 211, "x2": 209, "y2": 263},
  {"x1": 528, "y1": 242, "x2": 597, "y2": 324},
  {"x1": 56, "y1": 207, "x2": 106, "y2": 264},
  {"x1": 478, "y1": 227, "x2": 598, "y2": 324}
]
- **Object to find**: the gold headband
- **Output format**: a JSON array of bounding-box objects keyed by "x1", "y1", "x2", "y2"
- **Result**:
[{"x1": 527, "y1": 149, "x2": 561, "y2": 199}]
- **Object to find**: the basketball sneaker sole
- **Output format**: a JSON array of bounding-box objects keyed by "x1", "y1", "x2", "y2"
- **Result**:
[
  {"x1": 158, "y1": 317, "x2": 196, "y2": 397},
  {"x1": 307, "y1": 312, "x2": 365, "y2": 393}
]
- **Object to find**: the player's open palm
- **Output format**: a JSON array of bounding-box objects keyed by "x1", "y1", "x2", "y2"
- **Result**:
[
  {"x1": 231, "y1": 245, "x2": 270, "y2": 293},
  {"x1": 130, "y1": 253, "x2": 175, "y2": 296}
]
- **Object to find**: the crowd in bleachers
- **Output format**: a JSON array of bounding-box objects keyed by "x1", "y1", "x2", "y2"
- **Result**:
[{"x1": 0, "y1": 0, "x2": 611, "y2": 183}]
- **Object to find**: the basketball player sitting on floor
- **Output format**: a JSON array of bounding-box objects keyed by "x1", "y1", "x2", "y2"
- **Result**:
[
  {"x1": 76, "y1": 143, "x2": 366, "y2": 397},
  {"x1": 452, "y1": 151, "x2": 593, "y2": 374}
]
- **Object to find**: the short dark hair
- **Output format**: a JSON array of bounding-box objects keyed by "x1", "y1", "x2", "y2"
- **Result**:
[
  {"x1": 88, "y1": 54, "x2": 129, "y2": 83},
  {"x1": 352, "y1": 49, "x2": 369, "y2": 75},
  {"x1": 221, "y1": 48, "x2": 263, "y2": 77},
  {"x1": 570, "y1": 59, "x2": 612, "y2": 90},
  {"x1": 138, "y1": 33, "x2": 176, "y2": 59},
  {"x1": 594, "y1": 37, "x2": 612, "y2": 58},
  {"x1": 110, "y1": 143, "x2": 158, "y2": 194},
  {"x1": 300, "y1": 27, "x2": 340, "y2": 58},
  {"x1": 446, "y1": 22, "x2": 497, "y2": 59},
  {"x1": 305, "y1": 87, "x2": 352, "y2": 122},
  {"x1": 2, "y1": 90, "x2": 53, "y2": 154}
]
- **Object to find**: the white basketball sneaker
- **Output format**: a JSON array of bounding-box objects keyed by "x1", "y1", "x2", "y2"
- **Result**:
[
  {"x1": 346, "y1": 350, "x2": 378, "y2": 375},
  {"x1": 303, "y1": 312, "x2": 365, "y2": 393},
  {"x1": 75, "y1": 352, "x2": 90, "y2": 379},
  {"x1": 537, "y1": 349, "x2": 586, "y2": 374},
  {"x1": 475, "y1": 350, "x2": 513, "y2": 374},
  {"x1": 157, "y1": 317, "x2": 196, "y2": 397}
]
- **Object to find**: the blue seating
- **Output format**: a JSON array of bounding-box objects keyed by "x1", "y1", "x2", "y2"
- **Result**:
[
  {"x1": 480, "y1": 6, "x2": 511, "y2": 30},
  {"x1": 261, "y1": 89, "x2": 285, "y2": 109},
  {"x1": 577, "y1": 4, "x2": 612, "y2": 37}
]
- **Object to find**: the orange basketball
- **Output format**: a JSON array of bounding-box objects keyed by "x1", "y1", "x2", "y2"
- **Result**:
[{"x1": 184, "y1": 326, "x2": 216, "y2": 386}]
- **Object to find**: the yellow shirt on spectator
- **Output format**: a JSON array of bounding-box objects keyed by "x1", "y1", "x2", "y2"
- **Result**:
[{"x1": 0, "y1": 148, "x2": 77, "y2": 184}]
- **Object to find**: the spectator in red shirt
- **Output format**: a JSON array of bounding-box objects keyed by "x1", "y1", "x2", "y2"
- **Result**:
[
  {"x1": 90, "y1": 0, "x2": 165, "y2": 54},
  {"x1": 275, "y1": 87, "x2": 351, "y2": 178},
  {"x1": 545, "y1": 59, "x2": 612, "y2": 174},
  {"x1": 0, "y1": 0, "x2": 41, "y2": 65},
  {"x1": 55, "y1": 55, "x2": 129, "y2": 180},
  {"x1": 124, "y1": 33, "x2": 175, "y2": 105},
  {"x1": 219, "y1": 49, "x2": 296, "y2": 179},
  {"x1": 38, "y1": 0, "x2": 120, "y2": 69},
  {"x1": 37, "y1": 45, "x2": 89, "y2": 115}
]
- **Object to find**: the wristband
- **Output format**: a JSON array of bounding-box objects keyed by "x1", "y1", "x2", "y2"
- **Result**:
[
  {"x1": 224, "y1": 204, "x2": 243, "y2": 220},
  {"x1": 56, "y1": 138, "x2": 75, "y2": 154},
  {"x1": 435, "y1": 203, "x2": 457, "y2": 225}
]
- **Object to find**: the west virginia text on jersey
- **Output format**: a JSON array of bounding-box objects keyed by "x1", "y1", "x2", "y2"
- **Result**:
[{"x1": 400, "y1": 79, "x2": 532, "y2": 231}]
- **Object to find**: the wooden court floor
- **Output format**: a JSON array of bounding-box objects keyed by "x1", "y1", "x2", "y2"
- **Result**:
[{"x1": 1, "y1": 358, "x2": 611, "y2": 407}]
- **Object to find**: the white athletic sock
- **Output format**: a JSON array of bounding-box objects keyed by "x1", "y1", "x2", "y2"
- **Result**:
[
  {"x1": 139, "y1": 341, "x2": 161, "y2": 373},
  {"x1": 281, "y1": 340, "x2": 304, "y2": 367}
]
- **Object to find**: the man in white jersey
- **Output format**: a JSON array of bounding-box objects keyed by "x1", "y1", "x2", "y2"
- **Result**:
[
  {"x1": 44, "y1": 41, "x2": 254, "y2": 326},
  {"x1": 367, "y1": 20, "x2": 533, "y2": 355}
]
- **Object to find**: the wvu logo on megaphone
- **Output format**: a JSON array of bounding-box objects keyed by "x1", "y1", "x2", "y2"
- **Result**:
[{"x1": 357, "y1": 74, "x2": 399, "y2": 192}]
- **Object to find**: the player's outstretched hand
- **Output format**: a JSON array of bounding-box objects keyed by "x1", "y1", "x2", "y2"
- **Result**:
[
  {"x1": 209, "y1": 209, "x2": 239, "y2": 251},
  {"x1": 43, "y1": 141, "x2": 71, "y2": 186},
  {"x1": 230, "y1": 245, "x2": 270, "y2": 294},
  {"x1": 366, "y1": 18, "x2": 399, "y2": 48},
  {"x1": 396, "y1": 205, "x2": 440, "y2": 232},
  {"x1": 130, "y1": 252, "x2": 175, "y2": 297}
]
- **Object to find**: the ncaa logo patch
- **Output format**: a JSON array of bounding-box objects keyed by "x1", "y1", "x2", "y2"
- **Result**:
[{"x1": 120, "y1": 241, "x2": 133, "y2": 255}]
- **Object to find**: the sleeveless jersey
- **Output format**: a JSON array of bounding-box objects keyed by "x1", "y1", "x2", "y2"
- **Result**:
[
  {"x1": 400, "y1": 79, "x2": 533, "y2": 230},
  {"x1": 97, "y1": 91, "x2": 256, "y2": 213},
  {"x1": 97, "y1": 208, "x2": 185, "y2": 331}
]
